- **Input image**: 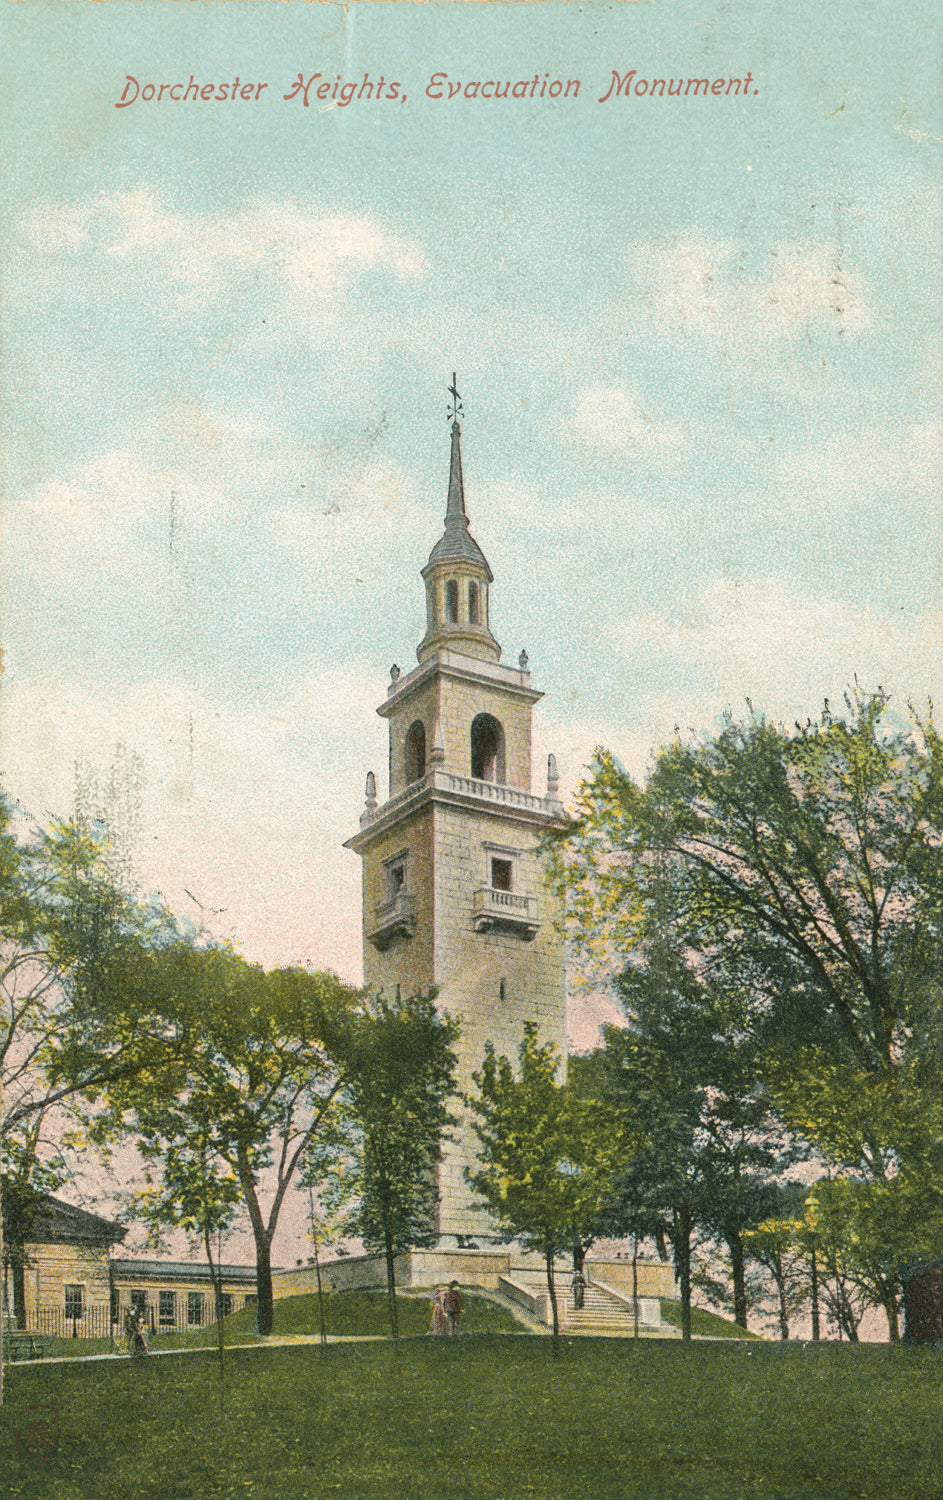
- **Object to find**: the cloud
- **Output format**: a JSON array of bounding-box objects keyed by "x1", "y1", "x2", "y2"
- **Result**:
[
  {"x1": 565, "y1": 384, "x2": 693, "y2": 461},
  {"x1": 623, "y1": 236, "x2": 871, "y2": 342},
  {"x1": 620, "y1": 578, "x2": 942, "y2": 718},
  {"x1": 745, "y1": 244, "x2": 870, "y2": 339},
  {"x1": 19, "y1": 190, "x2": 427, "y2": 307},
  {"x1": 624, "y1": 237, "x2": 731, "y2": 330}
]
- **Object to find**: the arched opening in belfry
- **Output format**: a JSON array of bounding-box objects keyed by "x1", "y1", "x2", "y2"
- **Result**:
[
  {"x1": 471, "y1": 713, "x2": 505, "y2": 783},
  {"x1": 405, "y1": 720, "x2": 426, "y2": 783},
  {"x1": 445, "y1": 579, "x2": 459, "y2": 623},
  {"x1": 468, "y1": 581, "x2": 480, "y2": 625}
]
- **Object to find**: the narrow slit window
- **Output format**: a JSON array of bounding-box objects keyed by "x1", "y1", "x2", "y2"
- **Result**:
[
  {"x1": 468, "y1": 581, "x2": 480, "y2": 624},
  {"x1": 445, "y1": 579, "x2": 459, "y2": 622}
]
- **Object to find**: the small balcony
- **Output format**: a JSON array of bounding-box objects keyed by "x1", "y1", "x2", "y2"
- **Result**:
[
  {"x1": 472, "y1": 887, "x2": 539, "y2": 940},
  {"x1": 367, "y1": 891, "x2": 416, "y2": 950}
]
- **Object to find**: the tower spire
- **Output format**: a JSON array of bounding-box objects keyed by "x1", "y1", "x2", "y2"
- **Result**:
[
  {"x1": 417, "y1": 379, "x2": 499, "y2": 663},
  {"x1": 444, "y1": 412, "x2": 469, "y2": 531}
]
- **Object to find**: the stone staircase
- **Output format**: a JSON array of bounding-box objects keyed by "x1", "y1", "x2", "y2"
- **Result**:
[
  {"x1": 507, "y1": 1266, "x2": 679, "y2": 1339},
  {"x1": 565, "y1": 1283, "x2": 674, "y2": 1338}
]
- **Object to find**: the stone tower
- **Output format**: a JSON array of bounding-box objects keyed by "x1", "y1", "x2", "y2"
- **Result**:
[{"x1": 345, "y1": 391, "x2": 567, "y2": 1245}]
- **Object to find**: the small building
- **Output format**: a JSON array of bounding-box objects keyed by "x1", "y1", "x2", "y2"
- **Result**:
[
  {"x1": 2, "y1": 1193, "x2": 259, "y2": 1340},
  {"x1": 111, "y1": 1259, "x2": 258, "y2": 1334},
  {"x1": 3, "y1": 1194, "x2": 126, "y2": 1339}
]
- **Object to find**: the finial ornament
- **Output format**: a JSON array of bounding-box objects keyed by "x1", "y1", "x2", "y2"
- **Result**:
[
  {"x1": 519, "y1": 649, "x2": 529, "y2": 672},
  {"x1": 446, "y1": 373, "x2": 464, "y2": 425},
  {"x1": 390, "y1": 664, "x2": 401, "y2": 683}
]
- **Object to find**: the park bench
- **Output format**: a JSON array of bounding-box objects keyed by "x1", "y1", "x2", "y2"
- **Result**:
[{"x1": 5, "y1": 1334, "x2": 46, "y2": 1361}]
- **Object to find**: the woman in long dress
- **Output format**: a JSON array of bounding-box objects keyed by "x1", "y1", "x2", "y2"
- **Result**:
[{"x1": 429, "y1": 1288, "x2": 448, "y2": 1336}]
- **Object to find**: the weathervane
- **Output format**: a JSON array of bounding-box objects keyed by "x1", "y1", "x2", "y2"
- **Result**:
[{"x1": 446, "y1": 373, "x2": 464, "y2": 424}]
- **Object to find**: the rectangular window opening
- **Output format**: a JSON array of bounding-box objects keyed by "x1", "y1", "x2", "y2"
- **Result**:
[
  {"x1": 385, "y1": 852, "x2": 408, "y2": 902},
  {"x1": 65, "y1": 1284, "x2": 84, "y2": 1321},
  {"x1": 491, "y1": 858, "x2": 513, "y2": 892},
  {"x1": 187, "y1": 1292, "x2": 204, "y2": 1327},
  {"x1": 159, "y1": 1290, "x2": 176, "y2": 1327}
]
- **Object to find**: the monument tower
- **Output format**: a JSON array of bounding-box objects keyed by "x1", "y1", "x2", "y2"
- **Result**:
[{"x1": 345, "y1": 381, "x2": 567, "y2": 1245}]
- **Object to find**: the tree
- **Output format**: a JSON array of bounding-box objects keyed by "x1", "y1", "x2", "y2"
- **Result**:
[
  {"x1": 598, "y1": 937, "x2": 794, "y2": 1334},
  {"x1": 106, "y1": 945, "x2": 359, "y2": 1335},
  {"x1": 743, "y1": 1184, "x2": 811, "y2": 1340},
  {"x1": 547, "y1": 689, "x2": 943, "y2": 1338},
  {"x1": 467, "y1": 1023, "x2": 626, "y2": 1340},
  {"x1": 578, "y1": 1026, "x2": 703, "y2": 1339},
  {"x1": 341, "y1": 991, "x2": 459, "y2": 1341},
  {"x1": 132, "y1": 1121, "x2": 243, "y2": 1376},
  {"x1": 0, "y1": 797, "x2": 184, "y2": 1400}
]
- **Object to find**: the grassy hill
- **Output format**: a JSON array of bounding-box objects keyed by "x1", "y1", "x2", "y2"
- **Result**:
[
  {"x1": 660, "y1": 1300, "x2": 765, "y2": 1340},
  {"x1": 16, "y1": 1286, "x2": 524, "y2": 1360}
]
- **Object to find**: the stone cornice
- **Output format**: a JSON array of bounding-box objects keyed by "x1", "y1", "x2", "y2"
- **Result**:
[{"x1": 378, "y1": 649, "x2": 542, "y2": 718}]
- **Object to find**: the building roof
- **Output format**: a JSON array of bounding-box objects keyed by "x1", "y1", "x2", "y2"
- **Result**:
[
  {"x1": 424, "y1": 420, "x2": 493, "y2": 579},
  {"x1": 26, "y1": 1194, "x2": 127, "y2": 1247},
  {"x1": 111, "y1": 1259, "x2": 257, "y2": 1284}
]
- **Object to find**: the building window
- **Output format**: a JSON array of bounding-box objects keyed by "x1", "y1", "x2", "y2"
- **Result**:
[
  {"x1": 159, "y1": 1290, "x2": 176, "y2": 1328},
  {"x1": 244, "y1": 1294, "x2": 258, "y2": 1308},
  {"x1": 471, "y1": 714, "x2": 505, "y2": 783},
  {"x1": 468, "y1": 581, "x2": 480, "y2": 624},
  {"x1": 130, "y1": 1289, "x2": 147, "y2": 1317},
  {"x1": 445, "y1": 579, "x2": 459, "y2": 623},
  {"x1": 385, "y1": 852, "x2": 407, "y2": 903},
  {"x1": 188, "y1": 1292, "x2": 204, "y2": 1327},
  {"x1": 217, "y1": 1292, "x2": 233, "y2": 1319},
  {"x1": 404, "y1": 720, "x2": 426, "y2": 783},
  {"x1": 499, "y1": 978, "x2": 506, "y2": 1002},
  {"x1": 491, "y1": 857, "x2": 513, "y2": 892},
  {"x1": 64, "y1": 1284, "x2": 84, "y2": 1321}
]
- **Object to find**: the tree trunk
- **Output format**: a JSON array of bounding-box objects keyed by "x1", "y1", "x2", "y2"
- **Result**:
[
  {"x1": 776, "y1": 1269, "x2": 789, "y2": 1341},
  {"x1": 254, "y1": 1233, "x2": 275, "y2": 1337},
  {"x1": 236, "y1": 1142, "x2": 276, "y2": 1335},
  {"x1": 203, "y1": 1220, "x2": 225, "y2": 1382},
  {"x1": 810, "y1": 1246, "x2": 820, "y2": 1342},
  {"x1": 545, "y1": 1245, "x2": 559, "y2": 1343},
  {"x1": 384, "y1": 1226, "x2": 399, "y2": 1341},
  {"x1": 675, "y1": 1203, "x2": 692, "y2": 1341},
  {"x1": 12, "y1": 1260, "x2": 26, "y2": 1331},
  {"x1": 728, "y1": 1230, "x2": 748, "y2": 1330},
  {"x1": 884, "y1": 1282, "x2": 901, "y2": 1343}
]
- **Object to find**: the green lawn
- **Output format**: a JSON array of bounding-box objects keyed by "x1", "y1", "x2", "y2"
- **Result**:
[{"x1": 1, "y1": 1337, "x2": 941, "y2": 1499}]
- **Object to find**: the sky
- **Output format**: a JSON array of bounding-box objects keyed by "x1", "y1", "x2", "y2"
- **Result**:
[{"x1": 1, "y1": 0, "x2": 940, "y2": 1268}]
